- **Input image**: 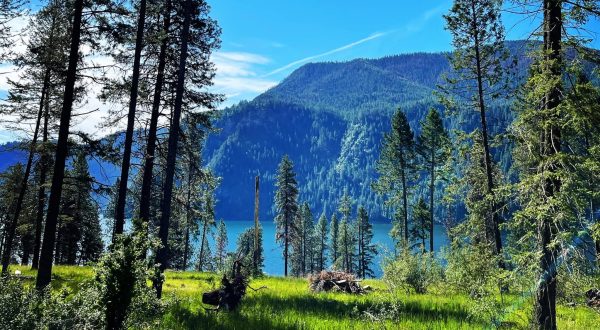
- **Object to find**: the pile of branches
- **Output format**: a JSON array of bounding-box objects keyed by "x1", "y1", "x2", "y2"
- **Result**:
[
  {"x1": 308, "y1": 271, "x2": 371, "y2": 294},
  {"x1": 586, "y1": 289, "x2": 600, "y2": 309}
]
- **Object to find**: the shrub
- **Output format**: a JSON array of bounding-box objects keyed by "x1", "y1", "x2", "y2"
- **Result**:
[
  {"x1": 444, "y1": 242, "x2": 507, "y2": 325},
  {"x1": 383, "y1": 250, "x2": 442, "y2": 294},
  {"x1": 0, "y1": 229, "x2": 166, "y2": 329}
]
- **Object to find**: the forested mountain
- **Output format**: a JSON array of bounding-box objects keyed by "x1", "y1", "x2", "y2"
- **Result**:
[
  {"x1": 204, "y1": 40, "x2": 534, "y2": 222},
  {"x1": 0, "y1": 40, "x2": 594, "y2": 223}
]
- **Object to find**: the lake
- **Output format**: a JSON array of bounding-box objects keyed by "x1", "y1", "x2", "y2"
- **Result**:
[{"x1": 220, "y1": 220, "x2": 449, "y2": 277}]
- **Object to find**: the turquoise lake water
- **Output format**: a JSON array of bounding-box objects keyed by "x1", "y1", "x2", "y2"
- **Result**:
[{"x1": 220, "y1": 220, "x2": 449, "y2": 277}]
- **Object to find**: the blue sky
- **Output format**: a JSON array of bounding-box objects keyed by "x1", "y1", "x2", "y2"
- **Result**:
[
  {"x1": 0, "y1": 1, "x2": 598, "y2": 143},
  {"x1": 209, "y1": 0, "x2": 600, "y2": 105}
]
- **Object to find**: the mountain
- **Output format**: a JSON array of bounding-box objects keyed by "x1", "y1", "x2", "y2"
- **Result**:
[
  {"x1": 1, "y1": 41, "x2": 594, "y2": 222},
  {"x1": 203, "y1": 41, "x2": 538, "y2": 222}
]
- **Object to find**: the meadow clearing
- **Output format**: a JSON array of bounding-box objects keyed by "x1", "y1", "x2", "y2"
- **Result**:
[{"x1": 8, "y1": 265, "x2": 599, "y2": 329}]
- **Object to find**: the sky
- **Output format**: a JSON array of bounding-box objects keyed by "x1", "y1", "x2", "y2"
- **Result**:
[
  {"x1": 208, "y1": 0, "x2": 600, "y2": 105},
  {"x1": 0, "y1": 0, "x2": 598, "y2": 143}
]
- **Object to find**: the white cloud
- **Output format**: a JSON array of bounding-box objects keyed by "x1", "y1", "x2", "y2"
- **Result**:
[
  {"x1": 211, "y1": 51, "x2": 277, "y2": 105},
  {"x1": 264, "y1": 32, "x2": 388, "y2": 77}
]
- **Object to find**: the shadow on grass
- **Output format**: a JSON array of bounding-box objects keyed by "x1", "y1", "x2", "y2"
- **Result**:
[
  {"x1": 165, "y1": 291, "x2": 480, "y2": 329},
  {"x1": 164, "y1": 303, "x2": 296, "y2": 330}
]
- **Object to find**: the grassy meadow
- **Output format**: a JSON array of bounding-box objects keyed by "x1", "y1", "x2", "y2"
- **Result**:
[{"x1": 8, "y1": 265, "x2": 600, "y2": 329}]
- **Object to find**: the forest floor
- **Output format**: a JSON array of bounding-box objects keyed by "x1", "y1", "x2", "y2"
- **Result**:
[{"x1": 10, "y1": 265, "x2": 600, "y2": 329}]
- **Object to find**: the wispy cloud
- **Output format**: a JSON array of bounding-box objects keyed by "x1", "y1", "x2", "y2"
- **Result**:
[
  {"x1": 211, "y1": 51, "x2": 278, "y2": 105},
  {"x1": 264, "y1": 32, "x2": 388, "y2": 77}
]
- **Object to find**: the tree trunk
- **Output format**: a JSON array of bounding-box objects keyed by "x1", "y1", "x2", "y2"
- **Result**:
[
  {"x1": 198, "y1": 220, "x2": 208, "y2": 272},
  {"x1": 138, "y1": 0, "x2": 172, "y2": 230},
  {"x1": 154, "y1": 0, "x2": 193, "y2": 299},
  {"x1": 400, "y1": 164, "x2": 408, "y2": 246},
  {"x1": 32, "y1": 96, "x2": 51, "y2": 270},
  {"x1": 182, "y1": 157, "x2": 194, "y2": 270},
  {"x1": 535, "y1": 1, "x2": 562, "y2": 329},
  {"x1": 429, "y1": 151, "x2": 435, "y2": 253},
  {"x1": 253, "y1": 176, "x2": 260, "y2": 272},
  {"x1": 35, "y1": 0, "x2": 83, "y2": 290},
  {"x1": 284, "y1": 214, "x2": 288, "y2": 276},
  {"x1": 113, "y1": 0, "x2": 147, "y2": 237},
  {"x1": 1, "y1": 70, "x2": 50, "y2": 274},
  {"x1": 470, "y1": 0, "x2": 504, "y2": 263}
]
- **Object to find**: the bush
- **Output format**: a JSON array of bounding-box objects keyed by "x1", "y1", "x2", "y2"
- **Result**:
[
  {"x1": 444, "y1": 242, "x2": 507, "y2": 325},
  {"x1": 383, "y1": 250, "x2": 442, "y2": 294},
  {"x1": 0, "y1": 230, "x2": 166, "y2": 329}
]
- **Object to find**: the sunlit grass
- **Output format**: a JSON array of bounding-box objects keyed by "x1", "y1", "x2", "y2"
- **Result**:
[{"x1": 7, "y1": 265, "x2": 599, "y2": 329}]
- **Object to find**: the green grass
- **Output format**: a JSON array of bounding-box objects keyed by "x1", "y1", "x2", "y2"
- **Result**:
[{"x1": 8, "y1": 265, "x2": 600, "y2": 329}]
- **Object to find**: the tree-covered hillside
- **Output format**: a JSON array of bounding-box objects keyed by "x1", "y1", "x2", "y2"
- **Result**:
[{"x1": 204, "y1": 41, "x2": 533, "y2": 222}]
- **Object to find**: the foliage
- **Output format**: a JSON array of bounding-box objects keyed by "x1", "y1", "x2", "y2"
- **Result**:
[
  {"x1": 383, "y1": 249, "x2": 442, "y2": 294},
  {"x1": 274, "y1": 155, "x2": 300, "y2": 276},
  {"x1": 374, "y1": 109, "x2": 417, "y2": 247}
]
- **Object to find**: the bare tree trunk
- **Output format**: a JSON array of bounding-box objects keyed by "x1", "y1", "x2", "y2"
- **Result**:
[
  {"x1": 253, "y1": 176, "x2": 260, "y2": 272},
  {"x1": 182, "y1": 166, "x2": 192, "y2": 270},
  {"x1": 32, "y1": 97, "x2": 51, "y2": 269},
  {"x1": 113, "y1": 0, "x2": 147, "y2": 237},
  {"x1": 284, "y1": 215, "x2": 288, "y2": 276},
  {"x1": 469, "y1": 1, "x2": 504, "y2": 263},
  {"x1": 429, "y1": 151, "x2": 435, "y2": 253},
  {"x1": 400, "y1": 164, "x2": 408, "y2": 246},
  {"x1": 138, "y1": 0, "x2": 172, "y2": 229},
  {"x1": 154, "y1": 0, "x2": 193, "y2": 299},
  {"x1": 36, "y1": 0, "x2": 83, "y2": 290},
  {"x1": 1, "y1": 70, "x2": 50, "y2": 274},
  {"x1": 535, "y1": 1, "x2": 562, "y2": 329}
]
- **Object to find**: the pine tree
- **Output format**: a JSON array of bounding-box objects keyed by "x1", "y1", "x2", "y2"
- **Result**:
[
  {"x1": 443, "y1": 0, "x2": 508, "y2": 261},
  {"x1": 292, "y1": 202, "x2": 314, "y2": 275},
  {"x1": 112, "y1": 0, "x2": 148, "y2": 237},
  {"x1": 410, "y1": 198, "x2": 431, "y2": 252},
  {"x1": 0, "y1": 164, "x2": 24, "y2": 267},
  {"x1": 374, "y1": 109, "x2": 416, "y2": 248},
  {"x1": 274, "y1": 155, "x2": 300, "y2": 276},
  {"x1": 214, "y1": 220, "x2": 228, "y2": 272},
  {"x1": 356, "y1": 206, "x2": 377, "y2": 278},
  {"x1": 417, "y1": 108, "x2": 450, "y2": 253},
  {"x1": 235, "y1": 225, "x2": 263, "y2": 277},
  {"x1": 315, "y1": 212, "x2": 328, "y2": 271},
  {"x1": 0, "y1": 0, "x2": 70, "y2": 274},
  {"x1": 154, "y1": 0, "x2": 221, "y2": 298},
  {"x1": 329, "y1": 213, "x2": 339, "y2": 266},
  {"x1": 337, "y1": 189, "x2": 355, "y2": 273},
  {"x1": 510, "y1": 1, "x2": 600, "y2": 326},
  {"x1": 197, "y1": 190, "x2": 216, "y2": 271}
]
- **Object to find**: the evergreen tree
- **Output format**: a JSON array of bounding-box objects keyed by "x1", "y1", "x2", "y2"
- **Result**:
[
  {"x1": 112, "y1": 0, "x2": 148, "y2": 236},
  {"x1": 0, "y1": 164, "x2": 24, "y2": 267},
  {"x1": 197, "y1": 189, "x2": 216, "y2": 271},
  {"x1": 55, "y1": 152, "x2": 103, "y2": 265},
  {"x1": 274, "y1": 155, "x2": 299, "y2": 276},
  {"x1": 36, "y1": 0, "x2": 124, "y2": 290},
  {"x1": 417, "y1": 108, "x2": 450, "y2": 252},
  {"x1": 511, "y1": 1, "x2": 600, "y2": 326},
  {"x1": 443, "y1": 0, "x2": 508, "y2": 261},
  {"x1": 337, "y1": 189, "x2": 355, "y2": 273},
  {"x1": 235, "y1": 225, "x2": 263, "y2": 277},
  {"x1": 329, "y1": 213, "x2": 339, "y2": 266},
  {"x1": 292, "y1": 202, "x2": 314, "y2": 275},
  {"x1": 356, "y1": 206, "x2": 377, "y2": 278},
  {"x1": 315, "y1": 211, "x2": 328, "y2": 271},
  {"x1": 214, "y1": 219, "x2": 228, "y2": 272},
  {"x1": 374, "y1": 109, "x2": 416, "y2": 248},
  {"x1": 410, "y1": 198, "x2": 431, "y2": 252},
  {"x1": 154, "y1": 0, "x2": 221, "y2": 298}
]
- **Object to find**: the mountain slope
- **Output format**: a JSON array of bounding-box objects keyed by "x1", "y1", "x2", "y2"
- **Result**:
[{"x1": 204, "y1": 41, "x2": 537, "y2": 222}]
